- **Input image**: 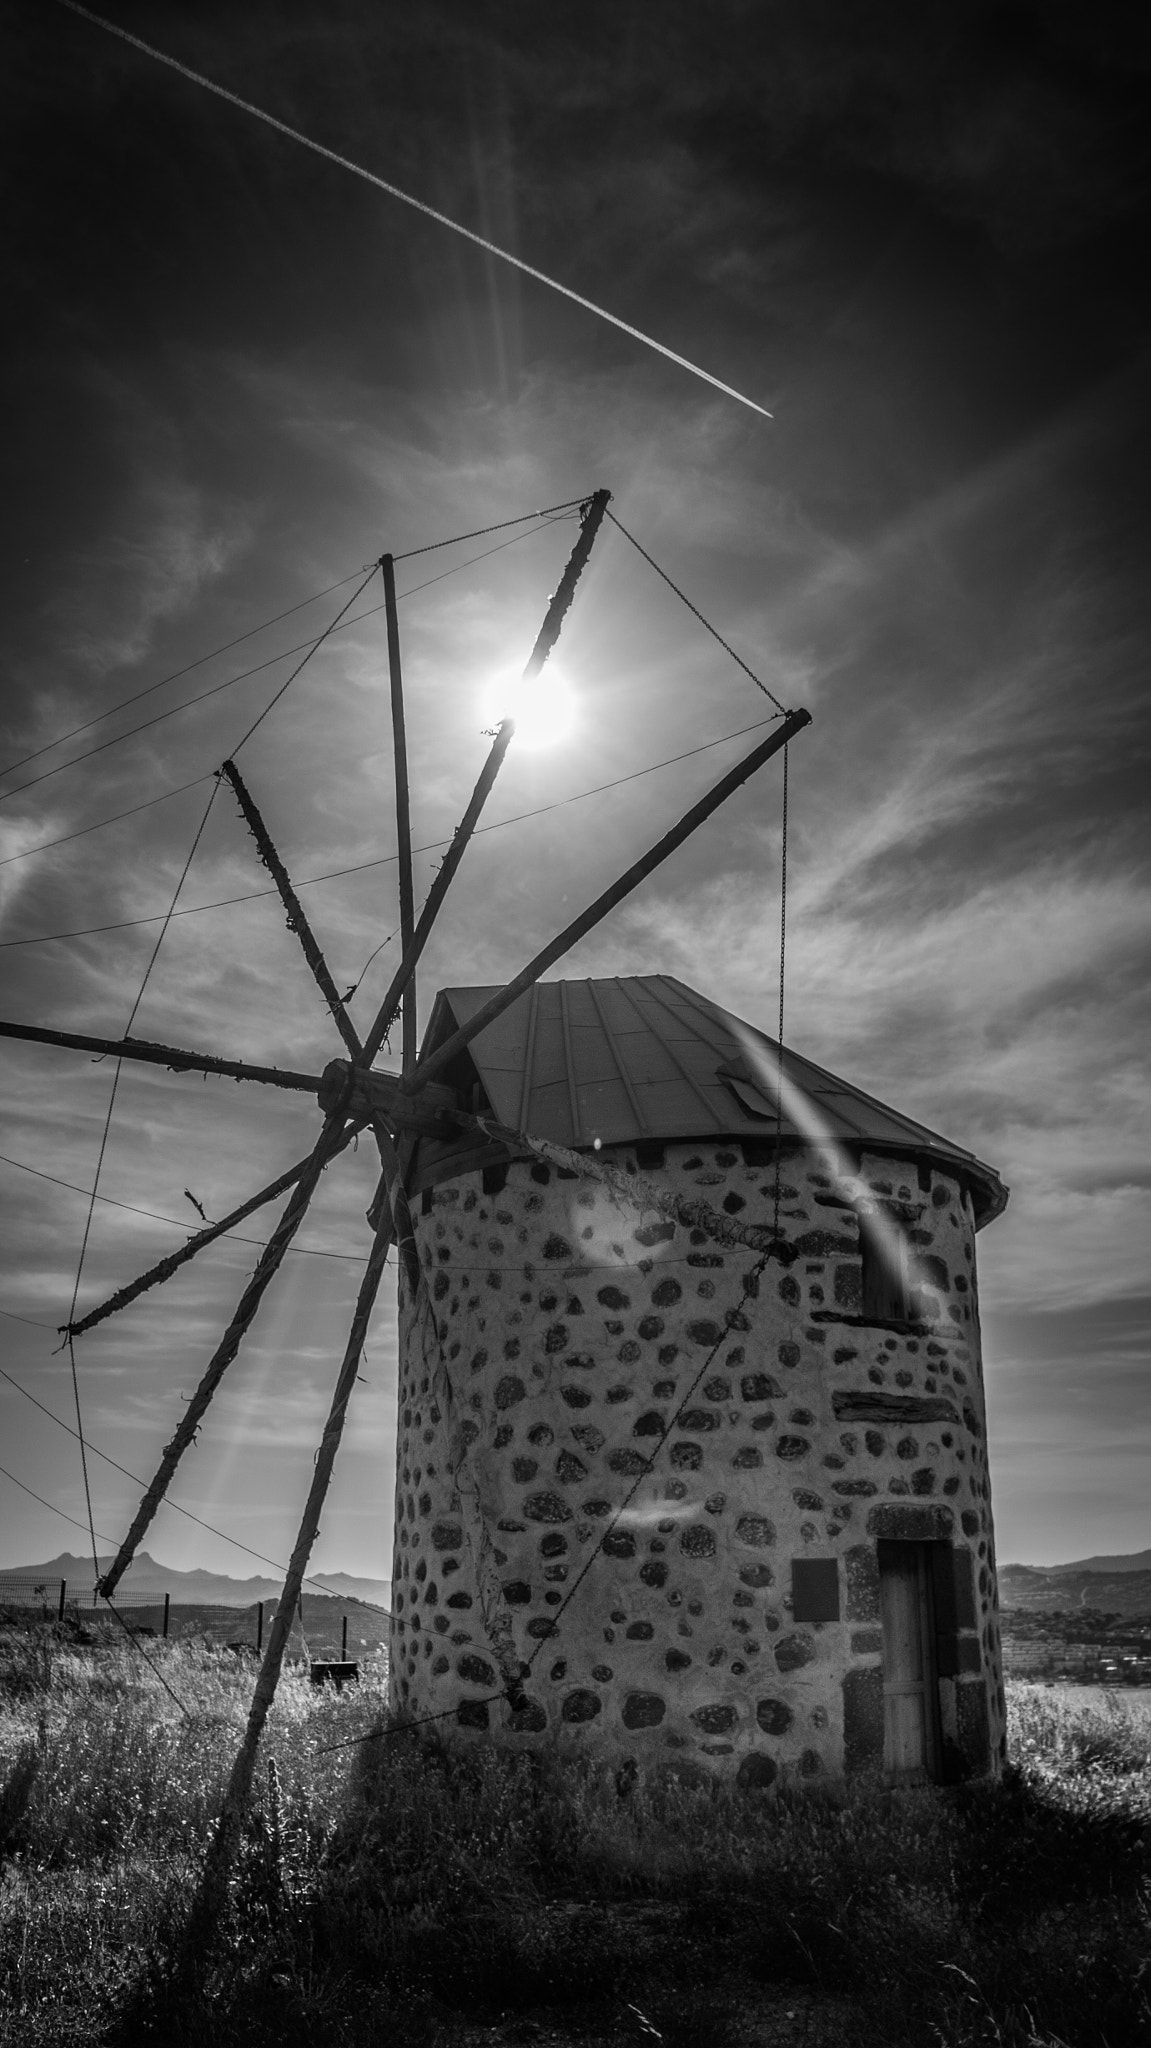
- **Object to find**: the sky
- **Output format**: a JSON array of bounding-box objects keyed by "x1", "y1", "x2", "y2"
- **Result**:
[{"x1": 1, "y1": 0, "x2": 1148, "y2": 1584}]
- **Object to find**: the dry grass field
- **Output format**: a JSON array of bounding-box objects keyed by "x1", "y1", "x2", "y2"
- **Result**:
[{"x1": 1, "y1": 1628, "x2": 1148, "y2": 2047}]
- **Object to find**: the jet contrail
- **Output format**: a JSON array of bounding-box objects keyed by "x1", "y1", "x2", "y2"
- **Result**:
[{"x1": 57, "y1": 1, "x2": 774, "y2": 420}]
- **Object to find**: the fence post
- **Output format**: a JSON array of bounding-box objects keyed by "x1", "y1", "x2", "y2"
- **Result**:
[
  {"x1": 163, "y1": 1592, "x2": 170, "y2": 1639},
  {"x1": 342, "y1": 1613, "x2": 348, "y2": 1661},
  {"x1": 256, "y1": 1601, "x2": 264, "y2": 1653},
  {"x1": 58, "y1": 1579, "x2": 66, "y2": 1622}
]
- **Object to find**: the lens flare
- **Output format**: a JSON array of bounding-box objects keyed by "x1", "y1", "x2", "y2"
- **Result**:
[
  {"x1": 480, "y1": 661, "x2": 575, "y2": 751},
  {"x1": 731, "y1": 1021, "x2": 930, "y2": 1305},
  {"x1": 566, "y1": 1185, "x2": 675, "y2": 1270}
]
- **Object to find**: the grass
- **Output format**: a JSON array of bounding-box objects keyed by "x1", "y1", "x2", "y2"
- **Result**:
[{"x1": 0, "y1": 1628, "x2": 1148, "y2": 2047}]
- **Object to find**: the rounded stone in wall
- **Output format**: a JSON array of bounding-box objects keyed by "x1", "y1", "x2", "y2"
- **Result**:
[
  {"x1": 457, "y1": 1653, "x2": 495, "y2": 1686},
  {"x1": 691, "y1": 1702, "x2": 738, "y2": 1734},
  {"x1": 737, "y1": 1753, "x2": 778, "y2": 1790},
  {"x1": 776, "y1": 1436, "x2": 809, "y2": 1460},
  {"x1": 507, "y1": 1696, "x2": 548, "y2": 1733},
  {"x1": 622, "y1": 1691, "x2": 666, "y2": 1729},
  {"x1": 609, "y1": 1448, "x2": 650, "y2": 1476},
  {"x1": 688, "y1": 1320, "x2": 725, "y2": 1346},
  {"x1": 523, "y1": 1492, "x2": 571, "y2": 1523},
  {"x1": 562, "y1": 1690, "x2": 602, "y2": 1723},
  {"x1": 739, "y1": 1563, "x2": 774, "y2": 1588},
  {"x1": 774, "y1": 1635, "x2": 815, "y2": 1673},
  {"x1": 670, "y1": 1442, "x2": 703, "y2": 1470}
]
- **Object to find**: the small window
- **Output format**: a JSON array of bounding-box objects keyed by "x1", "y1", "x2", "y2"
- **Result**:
[
  {"x1": 861, "y1": 1216, "x2": 912, "y2": 1323},
  {"x1": 792, "y1": 1557, "x2": 840, "y2": 1623}
]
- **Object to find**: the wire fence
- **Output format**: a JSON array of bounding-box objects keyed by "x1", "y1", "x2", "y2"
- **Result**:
[{"x1": 0, "y1": 1575, "x2": 388, "y2": 1658}]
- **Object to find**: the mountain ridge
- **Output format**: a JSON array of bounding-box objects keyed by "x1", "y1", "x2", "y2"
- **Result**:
[
  {"x1": 1001, "y1": 1548, "x2": 1151, "y2": 1575},
  {"x1": 0, "y1": 1551, "x2": 391, "y2": 1611}
]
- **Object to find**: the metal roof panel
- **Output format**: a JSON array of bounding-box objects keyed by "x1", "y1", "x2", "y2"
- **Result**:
[{"x1": 423, "y1": 977, "x2": 1007, "y2": 1225}]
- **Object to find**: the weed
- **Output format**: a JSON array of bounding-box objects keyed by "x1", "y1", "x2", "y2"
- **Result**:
[{"x1": 0, "y1": 1632, "x2": 1147, "y2": 2047}]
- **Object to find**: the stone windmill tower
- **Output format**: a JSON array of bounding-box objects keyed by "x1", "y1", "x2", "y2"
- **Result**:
[{"x1": 391, "y1": 974, "x2": 1008, "y2": 1787}]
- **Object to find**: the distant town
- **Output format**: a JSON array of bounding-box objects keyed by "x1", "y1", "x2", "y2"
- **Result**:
[{"x1": 1001, "y1": 1608, "x2": 1151, "y2": 1687}]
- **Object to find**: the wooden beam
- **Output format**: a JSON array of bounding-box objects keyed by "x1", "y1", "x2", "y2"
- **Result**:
[
  {"x1": 413, "y1": 708, "x2": 811, "y2": 1088},
  {"x1": 357, "y1": 491, "x2": 613, "y2": 1070},
  {"x1": 0, "y1": 1019, "x2": 321, "y2": 1092},
  {"x1": 189, "y1": 1179, "x2": 395, "y2": 1943},
  {"x1": 96, "y1": 1102, "x2": 356, "y2": 1600},
  {"x1": 357, "y1": 717, "x2": 514, "y2": 1071},
  {"x1": 380, "y1": 556, "x2": 417, "y2": 1078},
  {"x1": 63, "y1": 1135, "x2": 359, "y2": 1340},
  {"x1": 219, "y1": 759, "x2": 362, "y2": 1059},
  {"x1": 520, "y1": 488, "x2": 610, "y2": 681}
]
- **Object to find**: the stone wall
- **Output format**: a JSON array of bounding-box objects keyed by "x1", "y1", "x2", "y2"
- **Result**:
[{"x1": 389, "y1": 1138, "x2": 1005, "y2": 1786}]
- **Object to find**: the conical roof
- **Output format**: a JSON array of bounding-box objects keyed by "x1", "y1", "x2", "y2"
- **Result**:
[{"x1": 416, "y1": 974, "x2": 1007, "y2": 1227}]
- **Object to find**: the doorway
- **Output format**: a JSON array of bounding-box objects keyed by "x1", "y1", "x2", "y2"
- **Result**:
[{"x1": 877, "y1": 1540, "x2": 941, "y2": 1782}]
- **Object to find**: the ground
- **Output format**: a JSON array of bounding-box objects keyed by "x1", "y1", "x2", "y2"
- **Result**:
[{"x1": 0, "y1": 1634, "x2": 1148, "y2": 2046}]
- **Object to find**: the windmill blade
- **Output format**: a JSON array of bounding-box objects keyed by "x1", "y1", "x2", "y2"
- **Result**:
[
  {"x1": 63, "y1": 1132, "x2": 360, "y2": 1340},
  {"x1": 0, "y1": 1018, "x2": 323, "y2": 1092},
  {"x1": 379, "y1": 555, "x2": 417, "y2": 1077},
  {"x1": 219, "y1": 758, "x2": 363, "y2": 1059},
  {"x1": 414, "y1": 709, "x2": 811, "y2": 1089},
  {"x1": 358, "y1": 490, "x2": 612, "y2": 1069},
  {"x1": 96, "y1": 1103, "x2": 355, "y2": 1599},
  {"x1": 191, "y1": 1171, "x2": 395, "y2": 1939},
  {"x1": 358, "y1": 717, "x2": 516, "y2": 1068}
]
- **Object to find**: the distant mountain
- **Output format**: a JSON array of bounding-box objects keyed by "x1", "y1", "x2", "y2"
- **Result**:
[
  {"x1": 1054, "y1": 1549, "x2": 1151, "y2": 1575},
  {"x1": 311, "y1": 1571, "x2": 392, "y2": 1609},
  {"x1": 1, "y1": 1550, "x2": 389, "y2": 1613},
  {"x1": 1000, "y1": 1559, "x2": 1151, "y2": 1617}
]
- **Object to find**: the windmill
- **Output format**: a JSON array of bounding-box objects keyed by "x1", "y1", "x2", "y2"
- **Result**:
[{"x1": 0, "y1": 487, "x2": 809, "y2": 1894}]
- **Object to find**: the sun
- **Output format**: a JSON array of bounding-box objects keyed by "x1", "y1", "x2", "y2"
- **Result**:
[{"x1": 479, "y1": 659, "x2": 576, "y2": 751}]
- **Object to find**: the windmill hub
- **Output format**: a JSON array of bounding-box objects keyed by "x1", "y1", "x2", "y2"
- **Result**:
[{"x1": 316, "y1": 1059, "x2": 457, "y2": 1135}]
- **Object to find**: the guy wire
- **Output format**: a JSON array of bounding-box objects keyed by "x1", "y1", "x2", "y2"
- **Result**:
[
  {"x1": 606, "y1": 510, "x2": 788, "y2": 715},
  {"x1": 63, "y1": 781, "x2": 220, "y2": 1662}
]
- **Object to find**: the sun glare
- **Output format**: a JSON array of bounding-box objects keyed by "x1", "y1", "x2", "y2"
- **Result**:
[{"x1": 480, "y1": 660, "x2": 576, "y2": 750}]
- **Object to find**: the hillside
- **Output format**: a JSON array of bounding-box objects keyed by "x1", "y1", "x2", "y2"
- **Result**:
[
  {"x1": 1052, "y1": 1548, "x2": 1151, "y2": 1574},
  {"x1": 999, "y1": 1563, "x2": 1151, "y2": 1617}
]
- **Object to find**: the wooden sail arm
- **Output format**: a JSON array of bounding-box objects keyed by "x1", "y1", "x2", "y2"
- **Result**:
[
  {"x1": 0, "y1": 1019, "x2": 323, "y2": 1091},
  {"x1": 96, "y1": 1102, "x2": 356, "y2": 1600},
  {"x1": 521, "y1": 488, "x2": 611, "y2": 680},
  {"x1": 413, "y1": 707, "x2": 812, "y2": 1089},
  {"x1": 190, "y1": 1177, "x2": 396, "y2": 1945},
  {"x1": 379, "y1": 555, "x2": 417, "y2": 1077},
  {"x1": 0, "y1": 1019, "x2": 461, "y2": 1135},
  {"x1": 218, "y1": 758, "x2": 363, "y2": 1059},
  {"x1": 62, "y1": 1128, "x2": 364, "y2": 1341}
]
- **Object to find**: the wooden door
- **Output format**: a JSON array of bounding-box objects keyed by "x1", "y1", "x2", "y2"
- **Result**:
[{"x1": 878, "y1": 1541, "x2": 940, "y2": 1782}]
